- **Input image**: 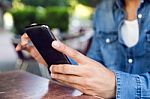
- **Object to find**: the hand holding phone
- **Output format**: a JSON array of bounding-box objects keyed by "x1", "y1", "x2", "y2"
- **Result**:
[{"x1": 25, "y1": 24, "x2": 71, "y2": 73}]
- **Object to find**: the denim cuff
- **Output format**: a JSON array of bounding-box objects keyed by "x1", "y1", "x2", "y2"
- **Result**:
[{"x1": 113, "y1": 71, "x2": 141, "y2": 99}]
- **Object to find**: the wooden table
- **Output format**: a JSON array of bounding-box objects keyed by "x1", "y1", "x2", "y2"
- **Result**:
[{"x1": 0, "y1": 70, "x2": 98, "y2": 99}]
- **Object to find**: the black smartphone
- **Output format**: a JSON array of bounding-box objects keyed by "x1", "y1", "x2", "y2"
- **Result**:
[{"x1": 25, "y1": 24, "x2": 71, "y2": 73}]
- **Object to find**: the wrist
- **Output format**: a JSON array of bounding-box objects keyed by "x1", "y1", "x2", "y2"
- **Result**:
[
  {"x1": 106, "y1": 71, "x2": 116, "y2": 98},
  {"x1": 110, "y1": 71, "x2": 116, "y2": 98}
]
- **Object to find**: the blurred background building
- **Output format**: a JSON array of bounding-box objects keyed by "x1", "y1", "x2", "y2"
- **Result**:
[{"x1": 0, "y1": 0, "x2": 100, "y2": 77}]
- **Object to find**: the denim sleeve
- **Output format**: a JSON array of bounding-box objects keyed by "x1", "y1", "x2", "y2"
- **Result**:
[{"x1": 114, "y1": 71, "x2": 150, "y2": 99}]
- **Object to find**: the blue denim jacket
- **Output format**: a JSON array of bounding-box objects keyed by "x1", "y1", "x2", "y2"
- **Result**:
[{"x1": 87, "y1": 0, "x2": 150, "y2": 98}]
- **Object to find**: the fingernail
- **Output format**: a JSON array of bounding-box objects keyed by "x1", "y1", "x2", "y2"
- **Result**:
[
  {"x1": 52, "y1": 41, "x2": 60, "y2": 48},
  {"x1": 50, "y1": 66, "x2": 53, "y2": 72}
]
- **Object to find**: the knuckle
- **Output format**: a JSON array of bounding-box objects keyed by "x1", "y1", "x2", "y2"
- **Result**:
[
  {"x1": 59, "y1": 42, "x2": 66, "y2": 50},
  {"x1": 80, "y1": 86, "x2": 87, "y2": 93},
  {"x1": 69, "y1": 50, "x2": 78, "y2": 58},
  {"x1": 61, "y1": 65, "x2": 67, "y2": 73},
  {"x1": 83, "y1": 78, "x2": 90, "y2": 87},
  {"x1": 80, "y1": 79, "x2": 92, "y2": 94},
  {"x1": 82, "y1": 67, "x2": 91, "y2": 76},
  {"x1": 52, "y1": 65, "x2": 58, "y2": 73}
]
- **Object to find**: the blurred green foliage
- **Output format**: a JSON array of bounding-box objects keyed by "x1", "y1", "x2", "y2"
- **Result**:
[
  {"x1": 20, "y1": 0, "x2": 70, "y2": 7},
  {"x1": 10, "y1": 6, "x2": 69, "y2": 35},
  {"x1": 78, "y1": 0, "x2": 99, "y2": 7},
  {"x1": 10, "y1": 0, "x2": 97, "y2": 35},
  {"x1": 20, "y1": 0, "x2": 98, "y2": 7},
  {"x1": 10, "y1": 6, "x2": 37, "y2": 35},
  {"x1": 45, "y1": 7, "x2": 69, "y2": 32},
  {"x1": 9, "y1": 0, "x2": 71, "y2": 35}
]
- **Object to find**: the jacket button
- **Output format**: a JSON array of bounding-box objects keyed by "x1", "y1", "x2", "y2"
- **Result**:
[
  {"x1": 128, "y1": 59, "x2": 133, "y2": 64},
  {"x1": 106, "y1": 38, "x2": 110, "y2": 43},
  {"x1": 138, "y1": 14, "x2": 142, "y2": 19}
]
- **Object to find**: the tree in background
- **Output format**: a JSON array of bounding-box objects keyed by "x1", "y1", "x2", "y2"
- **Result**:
[
  {"x1": 10, "y1": 0, "x2": 71, "y2": 35},
  {"x1": 78, "y1": 0, "x2": 100, "y2": 7},
  {"x1": 10, "y1": 0, "x2": 98, "y2": 35},
  {"x1": 20, "y1": 0, "x2": 70, "y2": 7}
]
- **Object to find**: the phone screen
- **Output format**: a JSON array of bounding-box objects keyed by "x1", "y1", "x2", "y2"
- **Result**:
[{"x1": 25, "y1": 25, "x2": 71, "y2": 71}]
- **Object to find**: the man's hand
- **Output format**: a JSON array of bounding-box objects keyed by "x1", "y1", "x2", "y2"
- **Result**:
[
  {"x1": 16, "y1": 33, "x2": 116, "y2": 98},
  {"x1": 16, "y1": 33, "x2": 47, "y2": 66},
  {"x1": 51, "y1": 41, "x2": 116, "y2": 98}
]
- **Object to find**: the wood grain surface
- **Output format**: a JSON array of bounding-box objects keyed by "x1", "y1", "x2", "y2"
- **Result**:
[{"x1": 0, "y1": 70, "x2": 98, "y2": 99}]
